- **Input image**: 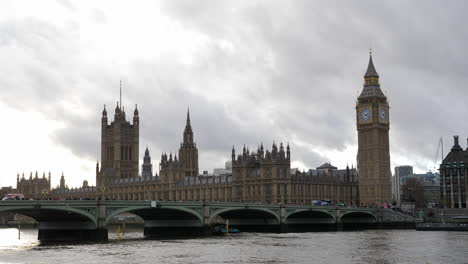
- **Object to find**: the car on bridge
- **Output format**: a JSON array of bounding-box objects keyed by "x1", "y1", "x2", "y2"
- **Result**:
[{"x1": 2, "y1": 193, "x2": 25, "y2": 200}]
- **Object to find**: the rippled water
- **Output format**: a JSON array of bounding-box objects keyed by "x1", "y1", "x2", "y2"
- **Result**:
[{"x1": 1, "y1": 228, "x2": 468, "y2": 264}]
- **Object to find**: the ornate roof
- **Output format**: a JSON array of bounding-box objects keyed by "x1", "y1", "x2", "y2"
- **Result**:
[
  {"x1": 364, "y1": 55, "x2": 379, "y2": 78},
  {"x1": 317, "y1": 162, "x2": 337, "y2": 170},
  {"x1": 359, "y1": 85, "x2": 386, "y2": 98}
]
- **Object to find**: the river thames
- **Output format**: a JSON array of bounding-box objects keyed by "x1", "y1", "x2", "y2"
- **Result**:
[{"x1": 0, "y1": 228, "x2": 467, "y2": 263}]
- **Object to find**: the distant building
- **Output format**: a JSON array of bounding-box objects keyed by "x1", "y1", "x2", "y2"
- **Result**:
[
  {"x1": 400, "y1": 171, "x2": 440, "y2": 207},
  {"x1": 50, "y1": 172, "x2": 96, "y2": 198},
  {"x1": 49, "y1": 105, "x2": 358, "y2": 204},
  {"x1": 213, "y1": 161, "x2": 232, "y2": 176},
  {"x1": 97, "y1": 100, "x2": 139, "y2": 188},
  {"x1": 393, "y1": 165, "x2": 413, "y2": 202},
  {"x1": 0, "y1": 186, "x2": 16, "y2": 198},
  {"x1": 16, "y1": 171, "x2": 51, "y2": 199},
  {"x1": 439, "y1": 135, "x2": 468, "y2": 208},
  {"x1": 304, "y1": 163, "x2": 359, "y2": 204}
]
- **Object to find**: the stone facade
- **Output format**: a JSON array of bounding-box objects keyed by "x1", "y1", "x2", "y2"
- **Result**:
[
  {"x1": 16, "y1": 172, "x2": 51, "y2": 199},
  {"x1": 439, "y1": 136, "x2": 468, "y2": 208},
  {"x1": 356, "y1": 54, "x2": 392, "y2": 206},
  {"x1": 97, "y1": 102, "x2": 139, "y2": 188},
  {"x1": 52, "y1": 106, "x2": 359, "y2": 205}
]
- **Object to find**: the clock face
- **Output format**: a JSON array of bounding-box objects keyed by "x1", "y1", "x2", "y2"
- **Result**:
[
  {"x1": 360, "y1": 108, "x2": 371, "y2": 121},
  {"x1": 379, "y1": 109, "x2": 387, "y2": 121}
]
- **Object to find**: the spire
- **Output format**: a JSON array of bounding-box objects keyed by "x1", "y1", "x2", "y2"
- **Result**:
[
  {"x1": 360, "y1": 52, "x2": 385, "y2": 98},
  {"x1": 183, "y1": 108, "x2": 194, "y2": 144},
  {"x1": 364, "y1": 52, "x2": 379, "y2": 78},
  {"x1": 134, "y1": 104, "x2": 139, "y2": 116},
  {"x1": 186, "y1": 108, "x2": 191, "y2": 127},
  {"x1": 120, "y1": 80, "x2": 122, "y2": 109},
  {"x1": 133, "y1": 104, "x2": 139, "y2": 125}
]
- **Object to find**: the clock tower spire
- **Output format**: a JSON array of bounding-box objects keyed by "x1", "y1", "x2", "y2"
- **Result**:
[{"x1": 356, "y1": 53, "x2": 392, "y2": 206}]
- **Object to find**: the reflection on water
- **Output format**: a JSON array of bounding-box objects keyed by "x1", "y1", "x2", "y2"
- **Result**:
[{"x1": 1, "y1": 227, "x2": 468, "y2": 264}]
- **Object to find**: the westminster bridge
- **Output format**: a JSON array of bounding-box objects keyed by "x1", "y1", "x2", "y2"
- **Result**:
[{"x1": 0, "y1": 200, "x2": 415, "y2": 241}]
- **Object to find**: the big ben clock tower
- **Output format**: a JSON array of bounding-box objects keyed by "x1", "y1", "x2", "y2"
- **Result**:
[{"x1": 356, "y1": 53, "x2": 392, "y2": 206}]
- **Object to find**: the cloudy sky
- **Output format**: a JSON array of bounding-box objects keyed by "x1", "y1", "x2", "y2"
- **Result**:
[{"x1": 1, "y1": 0, "x2": 467, "y2": 188}]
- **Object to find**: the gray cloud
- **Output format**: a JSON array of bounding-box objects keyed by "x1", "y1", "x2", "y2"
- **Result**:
[{"x1": 2, "y1": 1, "x2": 468, "y2": 180}]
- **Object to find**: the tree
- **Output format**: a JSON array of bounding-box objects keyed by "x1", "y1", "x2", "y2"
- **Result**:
[{"x1": 401, "y1": 178, "x2": 426, "y2": 208}]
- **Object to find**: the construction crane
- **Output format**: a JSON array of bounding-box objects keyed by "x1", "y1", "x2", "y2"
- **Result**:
[{"x1": 433, "y1": 137, "x2": 444, "y2": 172}]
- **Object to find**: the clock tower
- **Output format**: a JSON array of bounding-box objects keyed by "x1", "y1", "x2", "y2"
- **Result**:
[{"x1": 356, "y1": 54, "x2": 392, "y2": 206}]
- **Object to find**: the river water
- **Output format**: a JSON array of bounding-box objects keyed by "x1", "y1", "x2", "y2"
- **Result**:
[{"x1": 0, "y1": 228, "x2": 467, "y2": 264}]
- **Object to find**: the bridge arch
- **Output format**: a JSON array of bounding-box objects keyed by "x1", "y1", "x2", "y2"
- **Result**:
[
  {"x1": 286, "y1": 209, "x2": 336, "y2": 224},
  {"x1": 0, "y1": 206, "x2": 98, "y2": 226},
  {"x1": 209, "y1": 207, "x2": 280, "y2": 225},
  {"x1": 105, "y1": 206, "x2": 203, "y2": 225},
  {"x1": 340, "y1": 211, "x2": 377, "y2": 223}
]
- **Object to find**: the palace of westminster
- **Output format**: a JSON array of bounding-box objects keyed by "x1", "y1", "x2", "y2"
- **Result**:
[{"x1": 10, "y1": 55, "x2": 393, "y2": 206}]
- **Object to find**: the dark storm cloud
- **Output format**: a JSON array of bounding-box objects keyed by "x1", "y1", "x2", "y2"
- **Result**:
[{"x1": 2, "y1": 1, "x2": 468, "y2": 175}]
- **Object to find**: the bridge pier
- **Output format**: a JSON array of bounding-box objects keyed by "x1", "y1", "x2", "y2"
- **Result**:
[
  {"x1": 143, "y1": 220, "x2": 209, "y2": 238},
  {"x1": 144, "y1": 226, "x2": 211, "y2": 238},
  {"x1": 38, "y1": 228, "x2": 108, "y2": 242},
  {"x1": 280, "y1": 223, "x2": 288, "y2": 233},
  {"x1": 36, "y1": 220, "x2": 108, "y2": 242}
]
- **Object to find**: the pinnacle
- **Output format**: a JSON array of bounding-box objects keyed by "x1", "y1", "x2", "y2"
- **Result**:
[{"x1": 364, "y1": 54, "x2": 379, "y2": 78}]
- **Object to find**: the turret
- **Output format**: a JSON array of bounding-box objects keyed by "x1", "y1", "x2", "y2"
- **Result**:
[
  {"x1": 279, "y1": 142, "x2": 285, "y2": 159},
  {"x1": 133, "y1": 104, "x2": 139, "y2": 125},
  {"x1": 183, "y1": 108, "x2": 194, "y2": 144},
  {"x1": 272, "y1": 142, "x2": 278, "y2": 159},
  {"x1": 452, "y1": 135, "x2": 463, "y2": 151},
  {"x1": 232, "y1": 146, "x2": 236, "y2": 161},
  {"x1": 286, "y1": 143, "x2": 290, "y2": 160},
  {"x1": 260, "y1": 142, "x2": 264, "y2": 158},
  {"x1": 60, "y1": 172, "x2": 65, "y2": 189},
  {"x1": 102, "y1": 105, "x2": 108, "y2": 126},
  {"x1": 114, "y1": 101, "x2": 120, "y2": 120}
]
